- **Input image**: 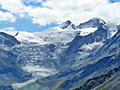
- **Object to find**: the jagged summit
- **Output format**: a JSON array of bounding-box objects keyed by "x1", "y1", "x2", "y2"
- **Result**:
[
  {"x1": 89, "y1": 17, "x2": 106, "y2": 24},
  {"x1": 60, "y1": 20, "x2": 72, "y2": 29},
  {"x1": 78, "y1": 17, "x2": 106, "y2": 29},
  {"x1": 60, "y1": 18, "x2": 106, "y2": 30},
  {"x1": 60, "y1": 20, "x2": 77, "y2": 29}
]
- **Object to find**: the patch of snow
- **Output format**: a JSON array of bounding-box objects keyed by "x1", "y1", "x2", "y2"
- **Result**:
[
  {"x1": 79, "y1": 28, "x2": 97, "y2": 36},
  {"x1": 105, "y1": 23, "x2": 118, "y2": 38},
  {"x1": 0, "y1": 30, "x2": 47, "y2": 44},
  {"x1": 16, "y1": 31, "x2": 47, "y2": 44},
  {"x1": 81, "y1": 42, "x2": 103, "y2": 50},
  {"x1": 22, "y1": 65, "x2": 57, "y2": 78},
  {"x1": 12, "y1": 79, "x2": 36, "y2": 89}
]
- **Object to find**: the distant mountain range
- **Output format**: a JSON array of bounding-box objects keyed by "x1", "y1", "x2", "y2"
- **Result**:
[{"x1": 0, "y1": 18, "x2": 120, "y2": 90}]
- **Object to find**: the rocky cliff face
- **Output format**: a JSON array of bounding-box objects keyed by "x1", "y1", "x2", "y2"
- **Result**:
[{"x1": 0, "y1": 32, "x2": 20, "y2": 47}]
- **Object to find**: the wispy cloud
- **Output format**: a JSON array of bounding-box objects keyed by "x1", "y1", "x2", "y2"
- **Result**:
[{"x1": 0, "y1": 11, "x2": 16, "y2": 22}]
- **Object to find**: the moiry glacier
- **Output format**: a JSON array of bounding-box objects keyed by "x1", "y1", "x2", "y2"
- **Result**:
[{"x1": 0, "y1": 18, "x2": 119, "y2": 90}]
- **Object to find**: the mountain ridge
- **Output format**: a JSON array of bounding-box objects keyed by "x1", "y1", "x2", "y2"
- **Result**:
[{"x1": 0, "y1": 18, "x2": 119, "y2": 90}]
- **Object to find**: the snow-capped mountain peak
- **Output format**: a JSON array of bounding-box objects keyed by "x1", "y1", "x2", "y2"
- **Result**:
[
  {"x1": 60, "y1": 20, "x2": 77, "y2": 30},
  {"x1": 78, "y1": 17, "x2": 106, "y2": 29},
  {"x1": 89, "y1": 18, "x2": 106, "y2": 25},
  {"x1": 60, "y1": 20, "x2": 72, "y2": 29},
  {"x1": 1, "y1": 18, "x2": 118, "y2": 45},
  {"x1": 60, "y1": 18, "x2": 106, "y2": 30}
]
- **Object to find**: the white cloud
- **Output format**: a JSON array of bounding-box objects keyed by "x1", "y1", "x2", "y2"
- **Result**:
[
  {"x1": 0, "y1": 0, "x2": 120, "y2": 26},
  {"x1": 0, "y1": 0, "x2": 26, "y2": 13},
  {"x1": 27, "y1": 0, "x2": 43, "y2": 3},
  {"x1": 25, "y1": 6, "x2": 58, "y2": 25},
  {"x1": 42, "y1": 0, "x2": 120, "y2": 25},
  {"x1": 0, "y1": 11, "x2": 16, "y2": 22},
  {"x1": 0, "y1": 0, "x2": 25, "y2": 22}
]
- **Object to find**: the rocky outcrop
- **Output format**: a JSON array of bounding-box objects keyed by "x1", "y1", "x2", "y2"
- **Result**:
[{"x1": 0, "y1": 32, "x2": 20, "y2": 47}]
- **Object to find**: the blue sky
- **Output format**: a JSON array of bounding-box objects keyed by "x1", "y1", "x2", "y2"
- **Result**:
[
  {"x1": 110, "y1": 0, "x2": 120, "y2": 3},
  {"x1": 0, "y1": 0, "x2": 120, "y2": 32},
  {"x1": 0, "y1": 0, "x2": 58, "y2": 32},
  {"x1": 0, "y1": 16, "x2": 58, "y2": 32}
]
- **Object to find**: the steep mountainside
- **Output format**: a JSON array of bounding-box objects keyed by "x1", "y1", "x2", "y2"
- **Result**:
[
  {"x1": 11, "y1": 20, "x2": 118, "y2": 90},
  {"x1": 56, "y1": 27, "x2": 120, "y2": 90},
  {"x1": 11, "y1": 20, "x2": 109, "y2": 79},
  {"x1": 0, "y1": 18, "x2": 119, "y2": 90},
  {"x1": 0, "y1": 32, "x2": 20, "y2": 47},
  {"x1": 95, "y1": 26, "x2": 120, "y2": 59},
  {"x1": 0, "y1": 32, "x2": 31, "y2": 89},
  {"x1": 74, "y1": 66, "x2": 120, "y2": 90}
]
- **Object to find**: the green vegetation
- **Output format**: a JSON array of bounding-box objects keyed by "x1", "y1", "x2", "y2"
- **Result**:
[{"x1": 73, "y1": 66, "x2": 120, "y2": 90}]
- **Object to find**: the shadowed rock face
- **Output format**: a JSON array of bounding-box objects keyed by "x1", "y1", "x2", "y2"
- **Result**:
[
  {"x1": 55, "y1": 53, "x2": 120, "y2": 89},
  {"x1": 0, "y1": 48, "x2": 31, "y2": 84},
  {"x1": 31, "y1": 26, "x2": 119, "y2": 90},
  {"x1": 66, "y1": 26, "x2": 108, "y2": 55},
  {"x1": 78, "y1": 18, "x2": 106, "y2": 29},
  {"x1": 60, "y1": 20, "x2": 72, "y2": 29},
  {"x1": 54, "y1": 28, "x2": 120, "y2": 89},
  {"x1": 95, "y1": 27, "x2": 120, "y2": 58},
  {"x1": 0, "y1": 33, "x2": 31, "y2": 86},
  {"x1": 59, "y1": 28, "x2": 120, "y2": 90},
  {"x1": 0, "y1": 85, "x2": 14, "y2": 90},
  {"x1": 0, "y1": 32, "x2": 20, "y2": 47},
  {"x1": 60, "y1": 20, "x2": 77, "y2": 29}
]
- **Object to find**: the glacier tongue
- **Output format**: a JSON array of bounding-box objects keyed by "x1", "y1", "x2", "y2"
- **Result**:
[{"x1": 12, "y1": 42, "x2": 67, "y2": 78}]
